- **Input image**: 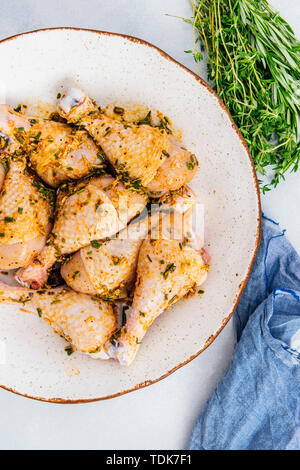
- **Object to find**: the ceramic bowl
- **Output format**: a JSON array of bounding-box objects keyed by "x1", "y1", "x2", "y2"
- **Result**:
[{"x1": 0, "y1": 28, "x2": 260, "y2": 402}]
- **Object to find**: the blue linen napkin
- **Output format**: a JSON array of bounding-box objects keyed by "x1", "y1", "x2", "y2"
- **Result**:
[{"x1": 189, "y1": 215, "x2": 300, "y2": 450}]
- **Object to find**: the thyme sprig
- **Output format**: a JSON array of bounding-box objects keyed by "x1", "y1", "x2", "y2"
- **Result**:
[{"x1": 180, "y1": 0, "x2": 300, "y2": 191}]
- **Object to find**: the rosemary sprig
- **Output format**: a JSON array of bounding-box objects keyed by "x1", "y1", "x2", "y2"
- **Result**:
[{"x1": 180, "y1": 0, "x2": 300, "y2": 191}]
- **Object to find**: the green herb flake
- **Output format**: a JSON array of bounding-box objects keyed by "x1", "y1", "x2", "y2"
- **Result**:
[
  {"x1": 122, "y1": 305, "x2": 129, "y2": 326},
  {"x1": 65, "y1": 346, "x2": 73, "y2": 356},
  {"x1": 91, "y1": 240, "x2": 101, "y2": 249},
  {"x1": 138, "y1": 111, "x2": 152, "y2": 126},
  {"x1": 186, "y1": 154, "x2": 198, "y2": 170},
  {"x1": 103, "y1": 127, "x2": 111, "y2": 137},
  {"x1": 13, "y1": 105, "x2": 22, "y2": 113},
  {"x1": 113, "y1": 106, "x2": 125, "y2": 115},
  {"x1": 168, "y1": 295, "x2": 178, "y2": 304},
  {"x1": 161, "y1": 263, "x2": 176, "y2": 279},
  {"x1": 97, "y1": 152, "x2": 105, "y2": 162}
]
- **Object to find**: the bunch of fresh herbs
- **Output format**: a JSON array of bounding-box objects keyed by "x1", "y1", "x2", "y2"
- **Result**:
[{"x1": 178, "y1": 0, "x2": 300, "y2": 191}]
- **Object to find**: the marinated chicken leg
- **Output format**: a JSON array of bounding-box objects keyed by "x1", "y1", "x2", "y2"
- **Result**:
[
  {"x1": 0, "y1": 104, "x2": 104, "y2": 187},
  {"x1": 104, "y1": 209, "x2": 209, "y2": 365},
  {"x1": 0, "y1": 153, "x2": 53, "y2": 270},
  {"x1": 57, "y1": 89, "x2": 198, "y2": 191},
  {"x1": 0, "y1": 280, "x2": 116, "y2": 355},
  {"x1": 16, "y1": 174, "x2": 147, "y2": 288},
  {"x1": 61, "y1": 186, "x2": 197, "y2": 299}
]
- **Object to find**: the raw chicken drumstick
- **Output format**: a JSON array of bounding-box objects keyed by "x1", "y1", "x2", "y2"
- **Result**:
[
  {"x1": 61, "y1": 186, "x2": 197, "y2": 299},
  {"x1": 104, "y1": 209, "x2": 209, "y2": 365},
  {"x1": 0, "y1": 104, "x2": 104, "y2": 187},
  {"x1": 0, "y1": 131, "x2": 54, "y2": 269},
  {"x1": 57, "y1": 89, "x2": 198, "y2": 192},
  {"x1": 0, "y1": 280, "x2": 116, "y2": 355},
  {"x1": 15, "y1": 174, "x2": 147, "y2": 289}
]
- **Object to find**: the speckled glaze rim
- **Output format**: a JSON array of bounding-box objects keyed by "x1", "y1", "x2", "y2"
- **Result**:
[{"x1": 0, "y1": 27, "x2": 261, "y2": 404}]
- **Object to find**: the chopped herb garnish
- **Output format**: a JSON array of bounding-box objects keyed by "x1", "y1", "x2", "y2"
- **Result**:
[
  {"x1": 158, "y1": 116, "x2": 172, "y2": 134},
  {"x1": 37, "y1": 308, "x2": 42, "y2": 317},
  {"x1": 161, "y1": 263, "x2": 176, "y2": 279},
  {"x1": 186, "y1": 154, "x2": 198, "y2": 170},
  {"x1": 103, "y1": 127, "x2": 111, "y2": 137},
  {"x1": 138, "y1": 111, "x2": 152, "y2": 126},
  {"x1": 97, "y1": 152, "x2": 105, "y2": 162},
  {"x1": 91, "y1": 240, "x2": 101, "y2": 249},
  {"x1": 168, "y1": 295, "x2": 178, "y2": 304},
  {"x1": 75, "y1": 185, "x2": 87, "y2": 194},
  {"x1": 122, "y1": 305, "x2": 129, "y2": 326},
  {"x1": 113, "y1": 106, "x2": 125, "y2": 115},
  {"x1": 65, "y1": 346, "x2": 73, "y2": 356},
  {"x1": 4, "y1": 217, "x2": 15, "y2": 223},
  {"x1": 0, "y1": 157, "x2": 9, "y2": 173},
  {"x1": 12, "y1": 296, "x2": 31, "y2": 305}
]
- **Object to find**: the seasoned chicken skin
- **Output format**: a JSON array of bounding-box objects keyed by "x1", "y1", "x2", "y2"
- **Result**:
[
  {"x1": 146, "y1": 138, "x2": 198, "y2": 193},
  {"x1": 0, "y1": 154, "x2": 53, "y2": 270},
  {"x1": 61, "y1": 186, "x2": 197, "y2": 299},
  {"x1": 16, "y1": 174, "x2": 147, "y2": 289},
  {"x1": 104, "y1": 209, "x2": 209, "y2": 365},
  {"x1": 58, "y1": 88, "x2": 198, "y2": 191},
  {"x1": 0, "y1": 104, "x2": 104, "y2": 187},
  {"x1": 0, "y1": 280, "x2": 116, "y2": 354}
]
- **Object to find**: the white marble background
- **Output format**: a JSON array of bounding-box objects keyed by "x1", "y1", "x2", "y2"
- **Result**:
[{"x1": 0, "y1": 0, "x2": 299, "y2": 450}]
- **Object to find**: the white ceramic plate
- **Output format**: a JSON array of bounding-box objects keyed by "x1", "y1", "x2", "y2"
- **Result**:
[{"x1": 0, "y1": 28, "x2": 260, "y2": 403}]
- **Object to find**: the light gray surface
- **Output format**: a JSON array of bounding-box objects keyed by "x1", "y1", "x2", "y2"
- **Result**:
[{"x1": 0, "y1": 0, "x2": 299, "y2": 450}]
